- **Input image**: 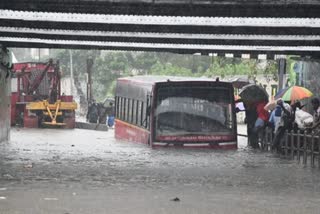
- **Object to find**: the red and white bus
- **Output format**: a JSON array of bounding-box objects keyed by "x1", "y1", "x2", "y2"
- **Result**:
[{"x1": 114, "y1": 76, "x2": 237, "y2": 149}]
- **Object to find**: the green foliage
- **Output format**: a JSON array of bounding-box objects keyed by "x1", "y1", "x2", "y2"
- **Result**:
[
  {"x1": 286, "y1": 56, "x2": 300, "y2": 86},
  {"x1": 45, "y1": 50, "x2": 279, "y2": 101},
  {"x1": 202, "y1": 57, "x2": 268, "y2": 78},
  {"x1": 51, "y1": 49, "x2": 100, "y2": 77},
  {"x1": 149, "y1": 62, "x2": 194, "y2": 76}
]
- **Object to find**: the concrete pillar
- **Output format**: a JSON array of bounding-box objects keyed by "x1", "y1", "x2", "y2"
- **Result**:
[{"x1": 0, "y1": 46, "x2": 12, "y2": 142}]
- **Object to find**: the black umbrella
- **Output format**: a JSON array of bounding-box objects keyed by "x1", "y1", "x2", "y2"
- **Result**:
[
  {"x1": 239, "y1": 84, "x2": 269, "y2": 103},
  {"x1": 103, "y1": 97, "x2": 115, "y2": 108},
  {"x1": 231, "y1": 77, "x2": 253, "y2": 89}
]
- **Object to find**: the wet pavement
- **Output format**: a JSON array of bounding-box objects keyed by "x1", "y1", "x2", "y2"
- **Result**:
[{"x1": 1, "y1": 125, "x2": 320, "y2": 213}]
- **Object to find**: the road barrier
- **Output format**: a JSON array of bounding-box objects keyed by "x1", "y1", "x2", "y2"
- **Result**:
[{"x1": 261, "y1": 127, "x2": 320, "y2": 168}]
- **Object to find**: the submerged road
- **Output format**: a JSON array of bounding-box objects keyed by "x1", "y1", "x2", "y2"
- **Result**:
[{"x1": 0, "y1": 126, "x2": 320, "y2": 213}]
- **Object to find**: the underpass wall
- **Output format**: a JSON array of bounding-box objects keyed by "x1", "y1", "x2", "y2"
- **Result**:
[{"x1": 0, "y1": 48, "x2": 11, "y2": 142}]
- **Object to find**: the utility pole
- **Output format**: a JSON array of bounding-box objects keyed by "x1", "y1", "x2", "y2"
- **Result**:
[
  {"x1": 69, "y1": 50, "x2": 73, "y2": 95},
  {"x1": 87, "y1": 58, "x2": 94, "y2": 102},
  {"x1": 277, "y1": 57, "x2": 286, "y2": 91}
]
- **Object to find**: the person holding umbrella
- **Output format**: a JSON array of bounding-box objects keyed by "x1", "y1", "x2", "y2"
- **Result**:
[
  {"x1": 250, "y1": 100, "x2": 269, "y2": 148},
  {"x1": 243, "y1": 101, "x2": 258, "y2": 147},
  {"x1": 311, "y1": 98, "x2": 320, "y2": 125},
  {"x1": 271, "y1": 99, "x2": 293, "y2": 151},
  {"x1": 268, "y1": 104, "x2": 282, "y2": 133},
  {"x1": 239, "y1": 84, "x2": 269, "y2": 148}
]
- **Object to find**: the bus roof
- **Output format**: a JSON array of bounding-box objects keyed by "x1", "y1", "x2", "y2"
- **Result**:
[
  {"x1": 116, "y1": 75, "x2": 233, "y2": 101},
  {"x1": 117, "y1": 75, "x2": 219, "y2": 85}
]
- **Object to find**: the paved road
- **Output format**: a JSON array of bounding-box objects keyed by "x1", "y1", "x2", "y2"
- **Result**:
[{"x1": 0, "y1": 126, "x2": 320, "y2": 214}]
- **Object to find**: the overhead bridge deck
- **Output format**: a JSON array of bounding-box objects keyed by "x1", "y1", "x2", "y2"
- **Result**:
[{"x1": 0, "y1": 0, "x2": 320, "y2": 57}]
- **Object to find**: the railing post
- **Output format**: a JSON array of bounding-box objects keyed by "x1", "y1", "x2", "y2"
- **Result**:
[
  {"x1": 297, "y1": 130, "x2": 301, "y2": 163},
  {"x1": 291, "y1": 131, "x2": 295, "y2": 160},
  {"x1": 264, "y1": 128, "x2": 268, "y2": 151},
  {"x1": 260, "y1": 129, "x2": 264, "y2": 151},
  {"x1": 285, "y1": 130, "x2": 289, "y2": 158},
  {"x1": 311, "y1": 134, "x2": 315, "y2": 167},
  {"x1": 263, "y1": 127, "x2": 269, "y2": 151},
  {"x1": 318, "y1": 136, "x2": 320, "y2": 169},
  {"x1": 270, "y1": 128, "x2": 274, "y2": 152},
  {"x1": 271, "y1": 129, "x2": 275, "y2": 153},
  {"x1": 269, "y1": 129, "x2": 273, "y2": 151},
  {"x1": 303, "y1": 132, "x2": 307, "y2": 165}
]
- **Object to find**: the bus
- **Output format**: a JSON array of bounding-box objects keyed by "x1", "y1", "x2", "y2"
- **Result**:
[{"x1": 114, "y1": 76, "x2": 237, "y2": 149}]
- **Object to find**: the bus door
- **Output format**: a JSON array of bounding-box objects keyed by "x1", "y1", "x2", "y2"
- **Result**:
[
  {"x1": 145, "y1": 92, "x2": 154, "y2": 145},
  {"x1": 146, "y1": 92, "x2": 152, "y2": 130}
]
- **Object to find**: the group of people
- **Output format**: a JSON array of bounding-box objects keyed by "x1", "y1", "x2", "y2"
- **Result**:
[
  {"x1": 86, "y1": 99, "x2": 115, "y2": 128},
  {"x1": 239, "y1": 97, "x2": 320, "y2": 150}
]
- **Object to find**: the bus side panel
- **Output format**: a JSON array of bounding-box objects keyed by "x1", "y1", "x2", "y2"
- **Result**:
[{"x1": 115, "y1": 119, "x2": 150, "y2": 144}]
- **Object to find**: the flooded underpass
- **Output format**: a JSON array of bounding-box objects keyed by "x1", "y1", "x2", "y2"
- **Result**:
[{"x1": 1, "y1": 125, "x2": 320, "y2": 213}]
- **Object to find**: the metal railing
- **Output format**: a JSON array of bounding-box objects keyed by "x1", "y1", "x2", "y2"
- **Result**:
[{"x1": 261, "y1": 127, "x2": 320, "y2": 168}]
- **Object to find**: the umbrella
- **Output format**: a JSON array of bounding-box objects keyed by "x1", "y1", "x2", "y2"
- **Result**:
[
  {"x1": 274, "y1": 86, "x2": 313, "y2": 104},
  {"x1": 239, "y1": 84, "x2": 269, "y2": 103},
  {"x1": 231, "y1": 77, "x2": 253, "y2": 89},
  {"x1": 103, "y1": 97, "x2": 115, "y2": 108}
]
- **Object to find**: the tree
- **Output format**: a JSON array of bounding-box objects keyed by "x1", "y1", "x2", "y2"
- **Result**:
[{"x1": 29, "y1": 49, "x2": 278, "y2": 102}]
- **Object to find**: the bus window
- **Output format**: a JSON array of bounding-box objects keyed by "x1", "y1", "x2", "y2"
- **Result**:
[
  {"x1": 127, "y1": 98, "x2": 132, "y2": 123},
  {"x1": 122, "y1": 97, "x2": 126, "y2": 120},
  {"x1": 146, "y1": 94, "x2": 152, "y2": 129},
  {"x1": 123, "y1": 97, "x2": 126, "y2": 120},
  {"x1": 116, "y1": 96, "x2": 121, "y2": 119},
  {"x1": 140, "y1": 102, "x2": 144, "y2": 127},
  {"x1": 135, "y1": 100, "x2": 139, "y2": 125},
  {"x1": 131, "y1": 100, "x2": 135, "y2": 124},
  {"x1": 155, "y1": 86, "x2": 234, "y2": 137}
]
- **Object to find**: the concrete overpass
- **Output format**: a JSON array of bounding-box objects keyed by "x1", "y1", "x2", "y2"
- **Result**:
[{"x1": 0, "y1": 0, "x2": 320, "y2": 56}]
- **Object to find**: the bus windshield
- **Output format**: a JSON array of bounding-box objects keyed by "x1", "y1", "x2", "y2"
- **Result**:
[{"x1": 155, "y1": 85, "x2": 234, "y2": 137}]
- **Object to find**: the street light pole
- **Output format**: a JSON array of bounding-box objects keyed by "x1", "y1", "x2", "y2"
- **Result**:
[
  {"x1": 69, "y1": 50, "x2": 73, "y2": 95},
  {"x1": 87, "y1": 58, "x2": 93, "y2": 102},
  {"x1": 277, "y1": 57, "x2": 286, "y2": 91}
]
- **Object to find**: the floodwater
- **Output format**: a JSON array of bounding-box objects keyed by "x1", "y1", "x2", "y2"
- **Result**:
[{"x1": 0, "y1": 125, "x2": 320, "y2": 213}]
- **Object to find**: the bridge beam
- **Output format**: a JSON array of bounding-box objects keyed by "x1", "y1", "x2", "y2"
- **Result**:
[
  {"x1": 1, "y1": 2, "x2": 320, "y2": 56},
  {"x1": 1, "y1": 0, "x2": 320, "y2": 18}
]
